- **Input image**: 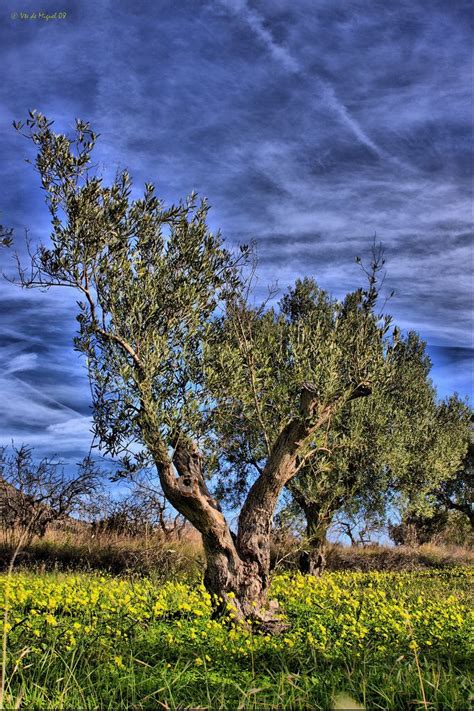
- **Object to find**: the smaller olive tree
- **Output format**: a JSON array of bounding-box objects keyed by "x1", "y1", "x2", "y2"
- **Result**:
[
  {"x1": 390, "y1": 414, "x2": 473, "y2": 546},
  {"x1": 395, "y1": 396, "x2": 471, "y2": 515},
  {"x1": 283, "y1": 316, "x2": 471, "y2": 573},
  {"x1": 253, "y1": 274, "x2": 398, "y2": 575},
  {"x1": 430, "y1": 438, "x2": 474, "y2": 529}
]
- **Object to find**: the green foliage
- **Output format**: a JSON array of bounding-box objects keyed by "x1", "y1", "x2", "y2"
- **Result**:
[
  {"x1": 429, "y1": 435, "x2": 474, "y2": 523},
  {"x1": 207, "y1": 276, "x2": 390, "y2": 502},
  {"x1": 15, "y1": 112, "x2": 243, "y2": 461},
  {"x1": 436, "y1": 511, "x2": 474, "y2": 547},
  {"x1": 286, "y1": 324, "x2": 470, "y2": 541},
  {"x1": 390, "y1": 439, "x2": 474, "y2": 547},
  {"x1": 2, "y1": 569, "x2": 472, "y2": 709},
  {"x1": 398, "y1": 396, "x2": 471, "y2": 516}
]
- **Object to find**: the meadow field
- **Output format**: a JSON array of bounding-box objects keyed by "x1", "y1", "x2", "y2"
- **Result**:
[{"x1": 1, "y1": 567, "x2": 472, "y2": 710}]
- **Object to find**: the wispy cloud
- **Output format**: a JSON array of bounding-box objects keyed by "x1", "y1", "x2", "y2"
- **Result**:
[
  {"x1": 319, "y1": 83, "x2": 382, "y2": 156},
  {"x1": 0, "y1": 0, "x2": 471, "y2": 463},
  {"x1": 216, "y1": 0, "x2": 417, "y2": 173},
  {"x1": 218, "y1": 0, "x2": 300, "y2": 73}
]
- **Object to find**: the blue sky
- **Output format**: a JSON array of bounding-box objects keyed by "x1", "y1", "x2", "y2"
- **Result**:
[{"x1": 0, "y1": 0, "x2": 472, "y2": 465}]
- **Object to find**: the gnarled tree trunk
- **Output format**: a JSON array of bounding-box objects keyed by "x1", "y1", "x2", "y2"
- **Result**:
[
  {"x1": 157, "y1": 438, "x2": 285, "y2": 627},
  {"x1": 142, "y1": 430, "x2": 280, "y2": 626},
  {"x1": 140, "y1": 382, "x2": 368, "y2": 629},
  {"x1": 140, "y1": 385, "x2": 337, "y2": 628}
]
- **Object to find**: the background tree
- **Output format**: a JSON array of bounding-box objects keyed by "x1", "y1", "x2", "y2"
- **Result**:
[
  {"x1": 287, "y1": 327, "x2": 471, "y2": 572},
  {"x1": 332, "y1": 509, "x2": 385, "y2": 548},
  {"x1": 0, "y1": 445, "x2": 100, "y2": 548},
  {"x1": 429, "y1": 436, "x2": 474, "y2": 529},
  {"x1": 89, "y1": 470, "x2": 186, "y2": 541},
  {"x1": 15, "y1": 112, "x2": 391, "y2": 627},
  {"x1": 241, "y1": 280, "x2": 425, "y2": 574},
  {"x1": 285, "y1": 374, "x2": 397, "y2": 575},
  {"x1": 389, "y1": 419, "x2": 473, "y2": 546}
]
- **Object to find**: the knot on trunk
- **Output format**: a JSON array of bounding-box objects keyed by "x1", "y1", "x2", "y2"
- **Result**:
[
  {"x1": 349, "y1": 381, "x2": 372, "y2": 400},
  {"x1": 173, "y1": 439, "x2": 203, "y2": 479},
  {"x1": 173, "y1": 437, "x2": 222, "y2": 511},
  {"x1": 299, "y1": 381, "x2": 319, "y2": 417}
]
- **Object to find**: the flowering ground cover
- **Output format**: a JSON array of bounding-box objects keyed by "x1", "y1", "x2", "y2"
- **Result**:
[{"x1": 1, "y1": 568, "x2": 472, "y2": 709}]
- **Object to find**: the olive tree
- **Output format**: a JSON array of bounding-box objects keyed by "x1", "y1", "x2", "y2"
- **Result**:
[
  {"x1": 432, "y1": 439, "x2": 474, "y2": 529},
  {"x1": 287, "y1": 322, "x2": 470, "y2": 572},
  {"x1": 212, "y1": 275, "x2": 396, "y2": 574},
  {"x1": 389, "y1": 398, "x2": 472, "y2": 545},
  {"x1": 212, "y1": 278, "x2": 471, "y2": 574},
  {"x1": 15, "y1": 113, "x2": 390, "y2": 627},
  {"x1": 204, "y1": 275, "x2": 390, "y2": 590}
]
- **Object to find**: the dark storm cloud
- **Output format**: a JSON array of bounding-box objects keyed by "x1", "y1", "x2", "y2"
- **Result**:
[{"x1": 0, "y1": 0, "x2": 472, "y2": 458}]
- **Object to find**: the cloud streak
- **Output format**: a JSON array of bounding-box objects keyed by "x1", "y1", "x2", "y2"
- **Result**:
[
  {"x1": 218, "y1": 0, "x2": 300, "y2": 73},
  {"x1": 217, "y1": 0, "x2": 417, "y2": 173},
  {"x1": 0, "y1": 0, "x2": 471, "y2": 463}
]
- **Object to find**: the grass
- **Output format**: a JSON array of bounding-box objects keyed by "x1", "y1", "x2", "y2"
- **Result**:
[
  {"x1": 1, "y1": 568, "x2": 472, "y2": 709},
  {"x1": 2, "y1": 524, "x2": 473, "y2": 576},
  {"x1": 5, "y1": 655, "x2": 470, "y2": 709},
  {"x1": 0, "y1": 525, "x2": 204, "y2": 578}
]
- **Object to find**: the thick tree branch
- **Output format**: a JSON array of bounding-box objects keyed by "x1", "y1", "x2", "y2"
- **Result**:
[
  {"x1": 236, "y1": 384, "x2": 332, "y2": 564},
  {"x1": 437, "y1": 491, "x2": 474, "y2": 527},
  {"x1": 236, "y1": 378, "x2": 372, "y2": 571}
]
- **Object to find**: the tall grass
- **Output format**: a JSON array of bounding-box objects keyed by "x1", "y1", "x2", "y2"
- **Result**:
[
  {"x1": 1, "y1": 525, "x2": 472, "y2": 576},
  {"x1": 2, "y1": 638, "x2": 471, "y2": 709}
]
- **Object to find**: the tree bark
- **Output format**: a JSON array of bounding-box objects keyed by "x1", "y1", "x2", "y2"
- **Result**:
[
  {"x1": 235, "y1": 386, "x2": 335, "y2": 620},
  {"x1": 299, "y1": 502, "x2": 332, "y2": 576},
  {"x1": 140, "y1": 431, "x2": 280, "y2": 628}
]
